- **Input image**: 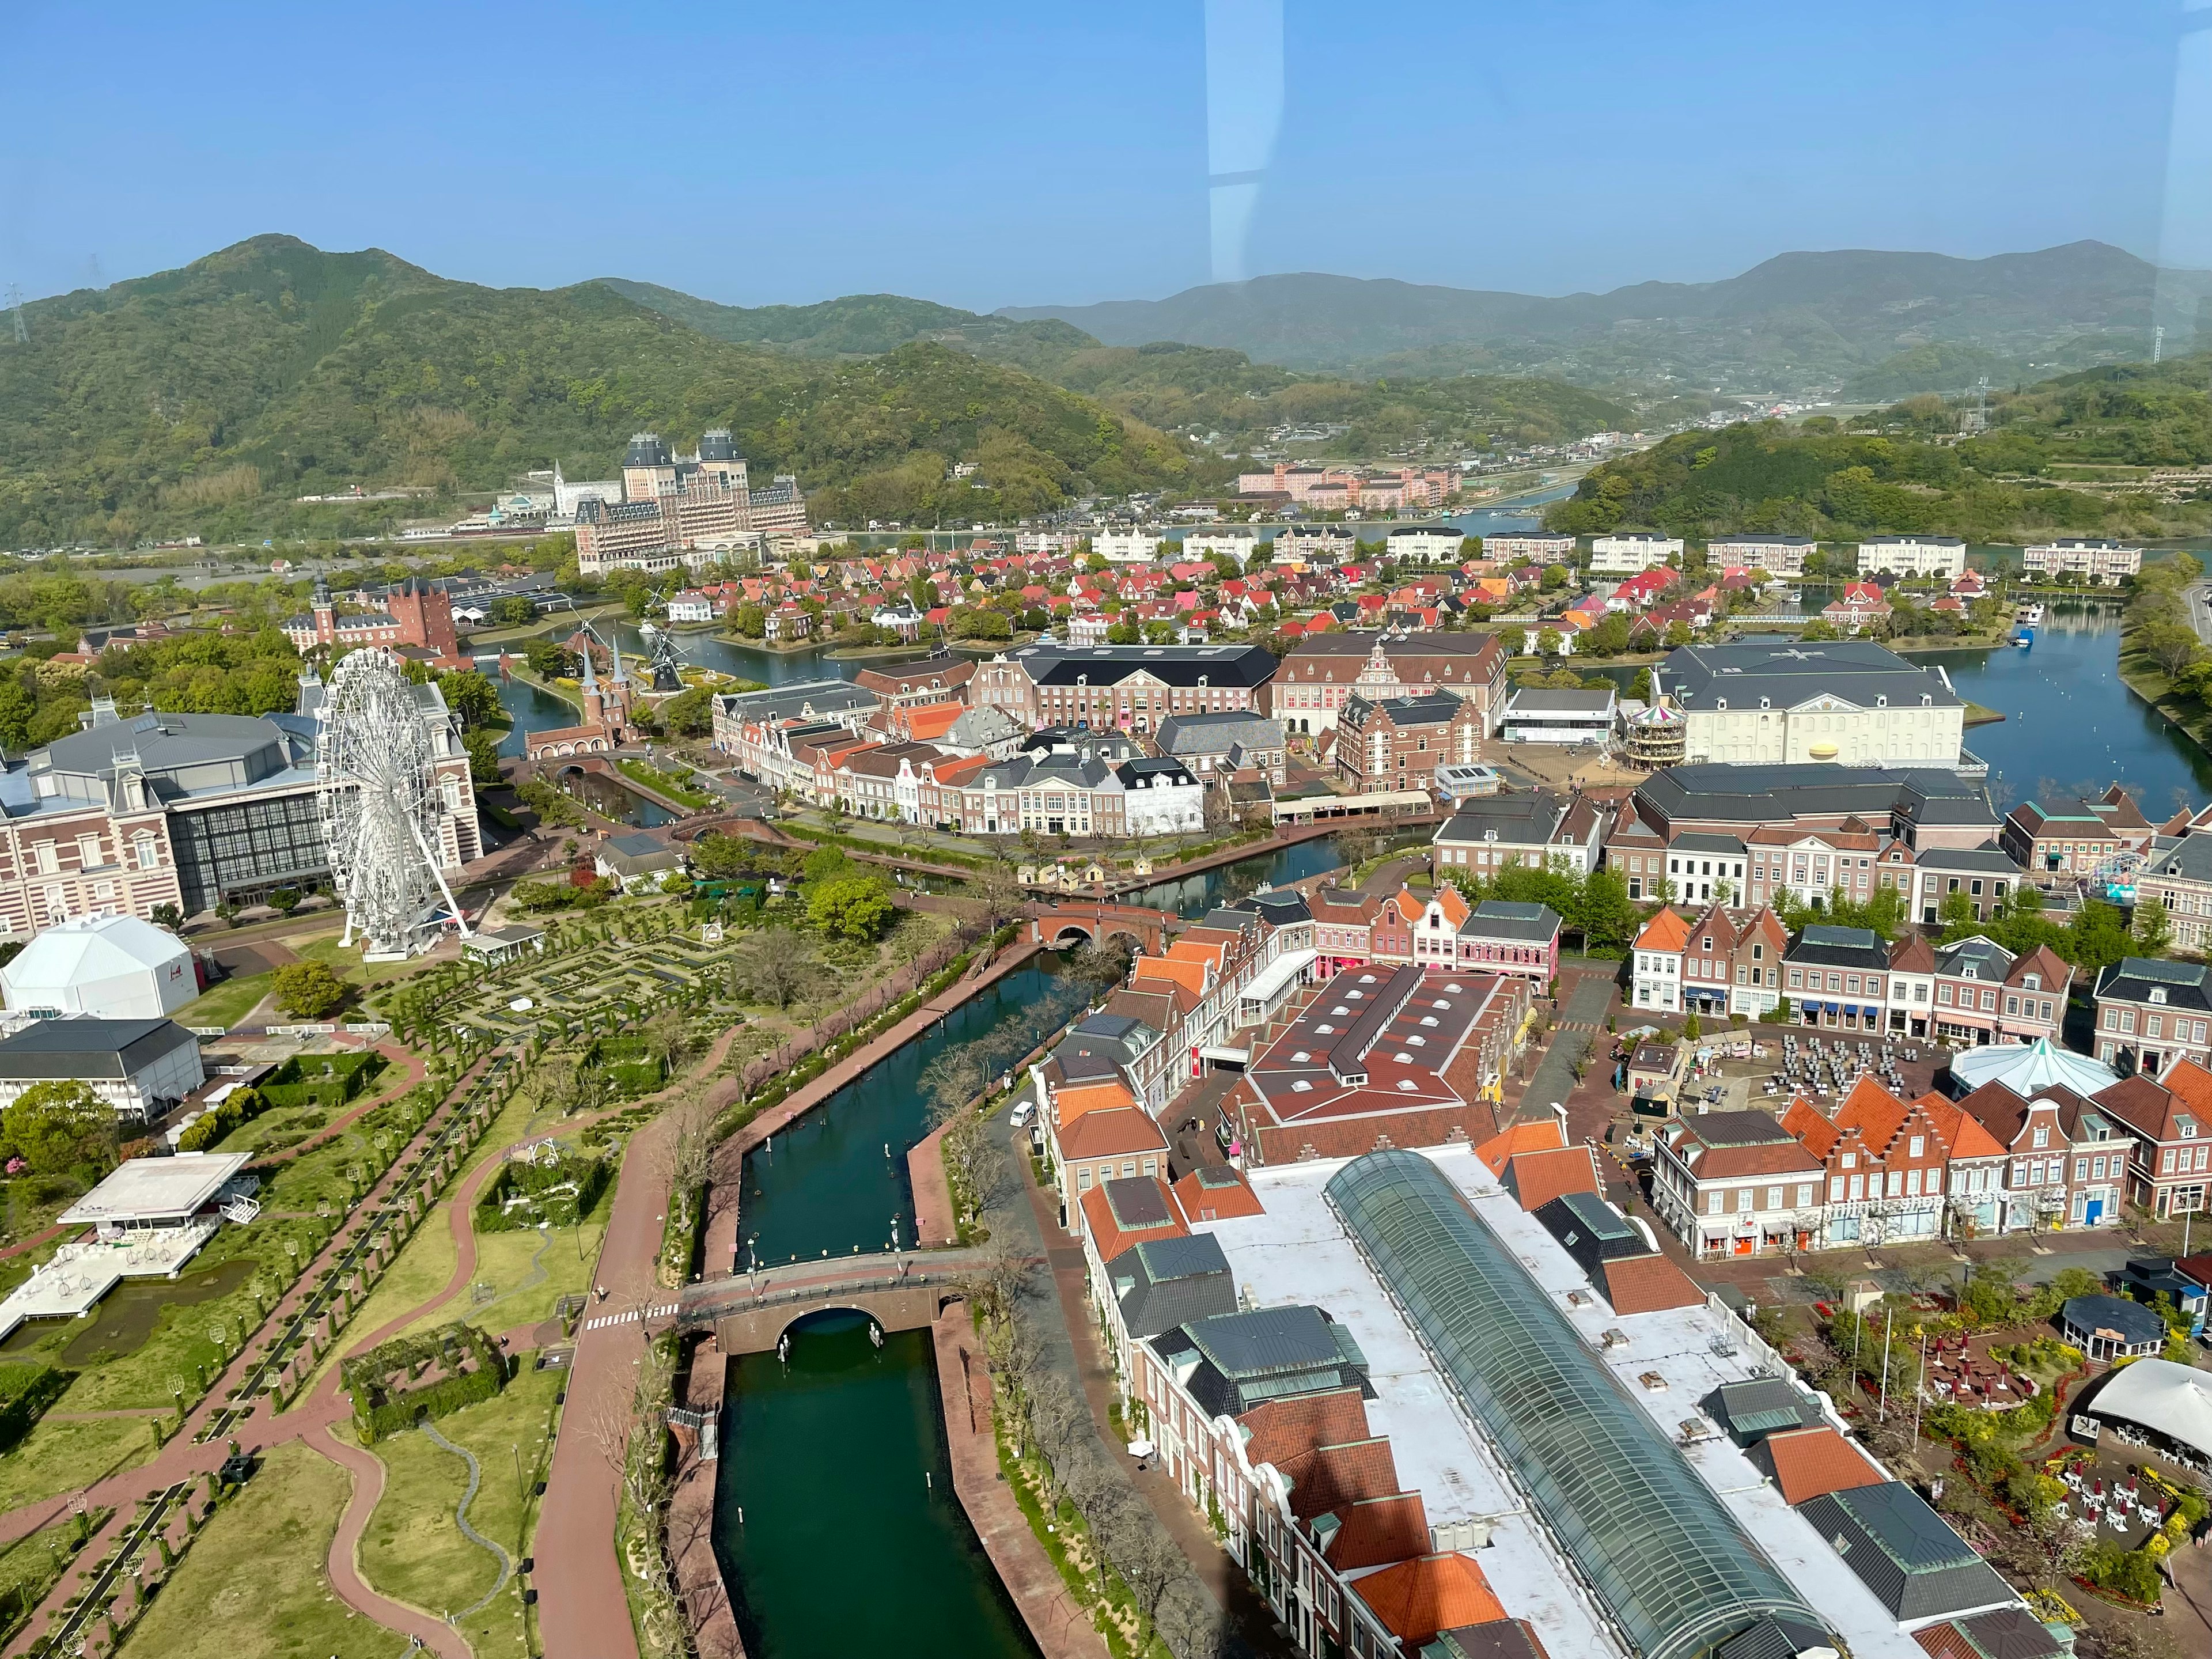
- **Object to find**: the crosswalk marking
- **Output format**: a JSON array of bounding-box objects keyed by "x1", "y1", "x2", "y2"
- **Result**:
[{"x1": 582, "y1": 1303, "x2": 680, "y2": 1332}]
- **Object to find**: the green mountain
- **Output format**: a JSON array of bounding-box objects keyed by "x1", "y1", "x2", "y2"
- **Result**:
[
  {"x1": 592, "y1": 278, "x2": 1094, "y2": 370},
  {"x1": 1543, "y1": 353, "x2": 2212, "y2": 543},
  {"x1": 1001, "y1": 243, "x2": 2212, "y2": 395},
  {"x1": 0, "y1": 237, "x2": 1192, "y2": 547},
  {"x1": 602, "y1": 285, "x2": 1633, "y2": 450}
]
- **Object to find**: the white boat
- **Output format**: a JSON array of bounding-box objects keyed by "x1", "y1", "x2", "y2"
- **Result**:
[{"x1": 2014, "y1": 602, "x2": 2046, "y2": 625}]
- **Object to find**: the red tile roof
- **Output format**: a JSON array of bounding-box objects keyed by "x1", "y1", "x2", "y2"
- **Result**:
[
  {"x1": 1321, "y1": 1493, "x2": 1432, "y2": 1571},
  {"x1": 1599, "y1": 1253, "x2": 1706, "y2": 1316},
  {"x1": 1353, "y1": 1554, "x2": 1508, "y2": 1647},
  {"x1": 1756, "y1": 1425, "x2": 1888, "y2": 1506},
  {"x1": 1475, "y1": 1119, "x2": 1567, "y2": 1177},
  {"x1": 1502, "y1": 1145, "x2": 1603, "y2": 1211},
  {"x1": 1171, "y1": 1164, "x2": 1265, "y2": 1222},
  {"x1": 1079, "y1": 1179, "x2": 1187, "y2": 1264},
  {"x1": 1238, "y1": 1388, "x2": 1371, "y2": 1471},
  {"x1": 1060, "y1": 1106, "x2": 1169, "y2": 1162}
]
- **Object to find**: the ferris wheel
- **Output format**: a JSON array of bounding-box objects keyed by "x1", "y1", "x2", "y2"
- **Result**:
[{"x1": 316, "y1": 647, "x2": 469, "y2": 956}]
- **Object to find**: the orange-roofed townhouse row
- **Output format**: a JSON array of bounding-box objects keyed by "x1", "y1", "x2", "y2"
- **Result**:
[{"x1": 1053, "y1": 1104, "x2": 1171, "y2": 1225}]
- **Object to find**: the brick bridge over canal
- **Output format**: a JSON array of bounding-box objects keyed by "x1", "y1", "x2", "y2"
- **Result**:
[
  {"x1": 672, "y1": 1246, "x2": 999, "y2": 1355},
  {"x1": 1029, "y1": 902, "x2": 1172, "y2": 955}
]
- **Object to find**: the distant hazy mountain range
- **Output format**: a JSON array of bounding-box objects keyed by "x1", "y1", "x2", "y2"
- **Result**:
[{"x1": 998, "y1": 242, "x2": 2212, "y2": 399}]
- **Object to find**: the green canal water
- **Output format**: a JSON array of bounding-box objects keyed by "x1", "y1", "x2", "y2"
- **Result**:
[{"x1": 713, "y1": 1311, "x2": 1036, "y2": 1659}]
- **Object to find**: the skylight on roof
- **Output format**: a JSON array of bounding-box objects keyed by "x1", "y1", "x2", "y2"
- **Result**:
[
  {"x1": 1291, "y1": 1079, "x2": 1312, "y2": 1092},
  {"x1": 1291, "y1": 1050, "x2": 1310, "y2": 1062},
  {"x1": 1393, "y1": 1052, "x2": 1413, "y2": 1063},
  {"x1": 1420, "y1": 1016, "x2": 1438, "y2": 1027},
  {"x1": 1444, "y1": 982, "x2": 1463, "y2": 992},
  {"x1": 1314, "y1": 1023, "x2": 1334, "y2": 1034},
  {"x1": 1407, "y1": 1035, "x2": 1426, "y2": 1046},
  {"x1": 1396, "y1": 1079, "x2": 1418, "y2": 1092}
]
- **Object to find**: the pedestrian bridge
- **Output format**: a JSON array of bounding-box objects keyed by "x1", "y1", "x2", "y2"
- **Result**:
[
  {"x1": 1029, "y1": 902, "x2": 1170, "y2": 955},
  {"x1": 675, "y1": 1247, "x2": 994, "y2": 1355}
]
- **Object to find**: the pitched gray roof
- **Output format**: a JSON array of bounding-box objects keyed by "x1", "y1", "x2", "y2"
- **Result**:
[
  {"x1": 1635, "y1": 764, "x2": 1993, "y2": 831},
  {"x1": 2095, "y1": 957, "x2": 2212, "y2": 1011},
  {"x1": 1796, "y1": 1483, "x2": 2013, "y2": 1622},
  {"x1": 1110, "y1": 1234, "x2": 1236, "y2": 1339},
  {"x1": 1156, "y1": 712, "x2": 1285, "y2": 756},
  {"x1": 1459, "y1": 900, "x2": 1560, "y2": 942},
  {"x1": 1011, "y1": 642, "x2": 1277, "y2": 688},
  {"x1": 1433, "y1": 793, "x2": 1570, "y2": 846},
  {"x1": 1661, "y1": 639, "x2": 1961, "y2": 713}
]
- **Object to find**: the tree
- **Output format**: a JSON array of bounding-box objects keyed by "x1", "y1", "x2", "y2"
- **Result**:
[
  {"x1": 1495, "y1": 623, "x2": 1527, "y2": 657},
  {"x1": 271, "y1": 960, "x2": 347, "y2": 1019},
  {"x1": 437, "y1": 669, "x2": 502, "y2": 729},
  {"x1": 1540, "y1": 563, "x2": 1569, "y2": 591},
  {"x1": 952, "y1": 608, "x2": 1012, "y2": 641},
  {"x1": 731, "y1": 929, "x2": 817, "y2": 1009},
  {"x1": 0, "y1": 1080, "x2": 116, "y2": 1177},
  {"x1": 490, "y1": 594, "x2": 538, "y2": 627},
  {"x1": 657, "y1": 684, "x2": 714, "y2": 737},
  {"x1": 149, "y1": 902, "x2": 183, "y2": 931},
  {"x1": 1536, "y1": 627, "x2": 1563, "y2": 657},
  {"x1": 732, "y1": 604, "x2": 766, "y2": 639},
  {"x1": 463, "y1": 727, "x2": 504, "y2": 785},
  {"x1": 2134, "y1": 893, "x2": 2173, "y2": 955}
]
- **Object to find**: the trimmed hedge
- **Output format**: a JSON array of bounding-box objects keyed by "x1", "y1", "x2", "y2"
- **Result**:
[
  {"x1": 346, "y1": 1323, "x2": 510, "y2": 1442},
  {"x1": 476, "y1": 1149, "x2": 609, "y2": 1231},
  {"x1": 261, "y1": 1051, "x2": 386, "y2": 1112},
  {"x1": 0, "y1": 1364, "x2": 70, "y2": 1454},
  {"x1": 587, "y1": 1036, "x2": 665, "y2": 1098}
]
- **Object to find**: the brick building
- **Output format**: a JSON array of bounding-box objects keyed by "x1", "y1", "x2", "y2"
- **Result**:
[
  {"x1": 1334, "y1": 692, "x2": 1483, "y2": 792},
  {"x1": 1271, "y1": 633, "x2": 1508, "y2": 738},
  {"x1": 969, "y1": 641, "x2": 1277, "y2": 733}
]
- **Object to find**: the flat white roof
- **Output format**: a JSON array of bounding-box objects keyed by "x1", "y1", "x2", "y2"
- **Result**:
[
  {"x1": 1200, "y1": 1145, "x2": 1928, "y2": 1659},
  {"x1": 1239, "y1": 948, "x2": 1318, "y2": 1005},
  {"x1": 59, "y1": 1150, "x2": 252, "y2": 1225}
]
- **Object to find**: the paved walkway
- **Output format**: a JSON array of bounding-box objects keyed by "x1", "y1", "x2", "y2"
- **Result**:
[{"x1": 1510, "y1": 967, "x2": 1616, "y2": 1124}]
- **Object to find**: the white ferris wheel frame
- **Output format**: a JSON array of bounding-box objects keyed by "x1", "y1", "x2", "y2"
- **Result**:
[{"x1": 316, "y1": 647, "x2": 472, "y2": 956}]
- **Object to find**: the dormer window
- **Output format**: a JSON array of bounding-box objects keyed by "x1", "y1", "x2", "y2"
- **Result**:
[
  {"x1": 1716, "y1": 698, "x2": 1728, "y2": 710},
  {"x1": 2151, "y1": 988, "x2": 2169, "y2": 1006},
  {"x1": 2023, "y1": 974, "x2": 2040, "y2": 991}
]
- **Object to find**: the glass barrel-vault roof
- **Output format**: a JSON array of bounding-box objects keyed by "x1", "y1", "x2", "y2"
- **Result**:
[{"x1": 1324, "y1": 1150, "x2": 1825, "y2": 1659}]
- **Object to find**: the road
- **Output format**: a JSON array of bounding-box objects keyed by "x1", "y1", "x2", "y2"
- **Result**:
[{"x1": 2187, "y1": 582, "x2": 2212, "y2": 647}]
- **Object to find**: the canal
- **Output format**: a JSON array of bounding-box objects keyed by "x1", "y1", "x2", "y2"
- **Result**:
[{"x1": 709, "y1": 835, "x2": 1345, "y2": 1658}]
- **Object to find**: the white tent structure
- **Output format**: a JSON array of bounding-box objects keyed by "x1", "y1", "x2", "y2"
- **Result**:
[
  {"x1": 2086, "y1": 1358, "x2": 2212, "y2": 1464},
  {"x1": 0, "y1": 916, "x2": 197, "y2": 1020},
  {"x1": 1947, "y1": 1036, "x2": 2119, "y2": 1101}
]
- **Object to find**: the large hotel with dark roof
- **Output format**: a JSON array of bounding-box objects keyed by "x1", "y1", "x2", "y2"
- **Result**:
[{"x1": 1655, "y1": 639, "x2": 1969, "y2": 768}]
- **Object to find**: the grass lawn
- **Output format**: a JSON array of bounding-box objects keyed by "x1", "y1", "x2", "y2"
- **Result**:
[
  {"x1": 173, "y1": 971, "x2": 274, "y2": 1031},
  {"x1": 0, "y1": 1416, "x2": 151, "y2": 1512},
  {"x1": 615, "y1": 757, "x2": 713, "y2": 810},
  {"x1": 358, "y1": 1366, "x2": 562, "y2": 1659},
  {"x1": 113, "y1": 1442, "x2": 371, "y2": 1659},
  {"x1": 290, "y1": 934, "x2": 425, "y2": 991},
  {"x1": 400, "y1": 1213, "x2": 604, "y2": 1343}
]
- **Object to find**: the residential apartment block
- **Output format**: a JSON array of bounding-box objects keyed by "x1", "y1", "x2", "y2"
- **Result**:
[
  {"x1": 1855, "y1": 536, "x2": 1967, "y2": 579},
  {"x1": 2022, "y1": 539, "x2": 2142, "y2": 585},
  {"x1": 1588, "y1": 532, "x2": 1682, "y2": 574},
  {"x1": 1705, "y1": 535, "x2": 1817, "y2": 577}
]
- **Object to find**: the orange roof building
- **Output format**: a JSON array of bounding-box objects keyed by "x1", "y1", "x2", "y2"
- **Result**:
[
  {"x1": 1054, "y1": 1080, "x2": 1138, "y2": 1130},
  {"x1": 1753, "y1": 1425, "x2": 1888, "y2": 1506},
  {"x1": 1475, "y1": 1118, "x2": 1567, "y2": 1177},
  {"x1": 1172, "y1": 1163, "x2": 1265, "y2": 1222},
  {"x1": 1596, "y1": 1253, "x2": 1706, "y2": 1316},
  {"x1": 1502, "y1": 1145, "x2": 1604, "y2": 1211},
  {"x1": 1351, "y1": 1553, "x2": 1509, "y2": 1649}
]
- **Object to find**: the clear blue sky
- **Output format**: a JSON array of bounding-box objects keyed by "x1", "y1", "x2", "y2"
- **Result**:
[{"x1": 2, "y1": 1, "x2": 2197, "y2": 310}]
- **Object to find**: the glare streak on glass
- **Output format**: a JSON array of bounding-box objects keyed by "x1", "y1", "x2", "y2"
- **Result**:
[{"x1": 1204, "y1": 0, "x2": 1283, "y2": 283}]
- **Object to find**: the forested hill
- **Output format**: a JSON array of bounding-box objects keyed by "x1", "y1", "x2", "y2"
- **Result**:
[
  {"x1": 602, "y1": 283, "x2": 1634, "y2": 451},
  {"x1": 0, "y1": 236, "x2": 1192, "y2": 547},
  {"x1": 1001, "y1": 242, "x2": 2207, "y2": 396},
  {"x1": 1543, "y1": 354, "x2": 2212, "y2": 543}
]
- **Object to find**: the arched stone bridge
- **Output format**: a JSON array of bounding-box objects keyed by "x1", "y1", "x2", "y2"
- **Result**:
[
  {"x1": 673, "y1": 1247, "x2": 997, "y2": 1355},
  {"x1": 1029, "y1": 901, "x2": 1171, "y2": 956}
]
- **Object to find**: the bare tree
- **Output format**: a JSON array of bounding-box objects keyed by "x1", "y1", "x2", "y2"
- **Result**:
[
  {"x1": 919, "y1": 1049, "x2": 990, "y2": 1119},
  {"x1": 1116, "y1": 1526, "x2": 1187, "y2": 1653},
  {"x1": 535, "y1": 1056, "x2": 586, "y2": 1118},
  {"x1": 969, "y1": 862, "x2": 1027, "y2": 931},
  {"x1": 730, "y1": 929, "x2": 817, "y2": 1010},
  {"x1": 593, "y1": 1340, "x2": 675, "y2": 1522},
  {"x1": 644, "y1": 1009, "x2": 693, "y2": 1077},
  {"x1": 1156, "y1": 1582, "x2": 1226, "y2": 1659},
  {"x1": 965, "y1": 1243, "x2": 1033, "y2": 1327},
  {"x1": 941, "y1": 1116, "x2": 1009, "y2": 1228}
]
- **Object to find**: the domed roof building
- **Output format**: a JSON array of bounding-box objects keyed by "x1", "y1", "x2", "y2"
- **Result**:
[{"x1": 0, "y1": 915, "x2": 199, "y2": 1020}]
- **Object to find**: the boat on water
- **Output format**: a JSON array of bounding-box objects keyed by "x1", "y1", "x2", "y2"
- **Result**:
[
  {"x1": 2013, "y1": 628, "x2": 2035, "y2": 648},
  {"x1": 2015, "y1": 601, "x2": 2046, "y2": 626}
]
